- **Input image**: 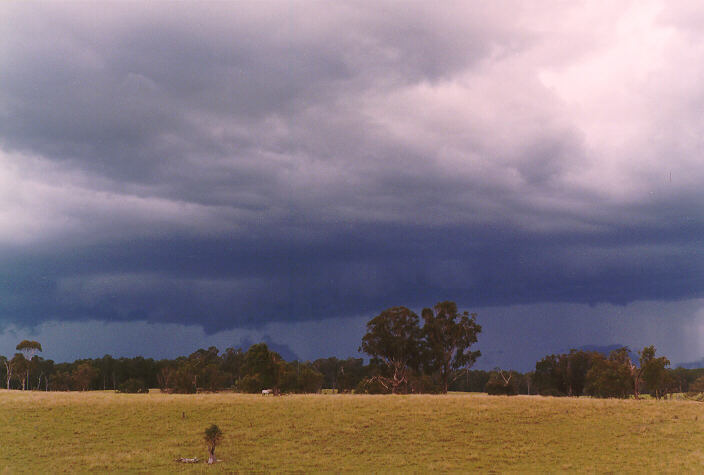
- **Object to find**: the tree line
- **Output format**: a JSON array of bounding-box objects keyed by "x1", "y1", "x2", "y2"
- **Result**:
[
  {"x1": 2, "y1": 302, "x2": 704, "y2": 397},
  {"x1": 0, "y1": 301, "x2": 483, "y2": 395},
  {"x1": 531, "y1": 346, "x2": 676, "y2": 399}
]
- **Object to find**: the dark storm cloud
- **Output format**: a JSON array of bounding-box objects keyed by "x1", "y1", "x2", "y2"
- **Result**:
[
  {"x1": 1, "y1": 220, "x2": 703, "y2": 334},
  {"x1": 1, "y1": 0, "x2": 704, "y2": 344}
]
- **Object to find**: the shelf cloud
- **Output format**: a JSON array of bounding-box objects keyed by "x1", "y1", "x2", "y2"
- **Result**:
[{"x1": 1, "y1": 2, "x2": 704, "y2": 364}]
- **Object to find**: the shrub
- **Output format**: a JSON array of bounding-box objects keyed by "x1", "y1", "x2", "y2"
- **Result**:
[
  {"x1": 204, "y1": 424, "x2": 223, "y2": 464},
  {"x1": 355, "y1": 377, "x2": 390, "y2": 394},
  {"x1": 689, "y1": 375, "x2": 704, "y2": 393},
  {"x1": 539, "y1": 387, "x2": 566, "y2": 397},
  {"x1": 238, "y1": 373, "x2": 264, "y2": 393},
  {"x1": 117, "y1": 378, "x2": 149, "y2": 393},
  {"x1": 485, "y1": 371, "x2": 519, "y2": 395},
  {"x1": 408, "y1": 373, "x2": 442, "y2": 394}
]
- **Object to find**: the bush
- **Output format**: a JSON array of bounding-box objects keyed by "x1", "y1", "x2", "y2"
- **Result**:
[
  {"x1": 117, "y1": 378, "x2": 149, "y2": 393},
  {"x1": 167, "y1": 368, "x2": 197, "y2": 394},
  {"x1": 408, "y1": 374, "x2": 442, "y2": 394},
  {"x1": 539, "y1": 387, "x2": 566, "y2": 397},
  {"x1": 689, "y1": 375, "x2": 704, "y2": 393},
  {"x1": 485, "y1": 371, "x2": 519, "y2": 395},
  {"x1": 238, "y1": 373, "x2": 265, "y2": 393},
  {"x1": 355, "y1": 377, "x2": 390, "y2": 394}
]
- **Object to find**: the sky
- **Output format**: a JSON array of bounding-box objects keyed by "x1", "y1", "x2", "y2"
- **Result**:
[{"x1": 2, "y1": 1, "x2": 704, "y2": 371}]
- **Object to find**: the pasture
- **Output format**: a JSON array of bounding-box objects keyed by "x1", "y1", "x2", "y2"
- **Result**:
[{"x1": 1, "y1": 390, "x2": 703, "y2": 472}]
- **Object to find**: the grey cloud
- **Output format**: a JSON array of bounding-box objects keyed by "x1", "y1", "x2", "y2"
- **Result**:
[{"x1": 0, "y1": 2, "x2": 704, "y2": 368}]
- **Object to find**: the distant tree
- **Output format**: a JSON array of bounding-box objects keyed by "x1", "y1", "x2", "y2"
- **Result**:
[
  {"x1": 313, "y1": 357, "x2": 342, "y2": 390},
  {"x1": 200, "y1": 364, "x2": 231, "y2": 392},
  {"x1": 238, "y1": 373, "x2": 264, "y2": 393},
  {"x1": 669, "y1": 367, "x2": 690, "y2": 393},
  {"x1": 408, "y1": 372, "x2": 442, "y2": 394},
  {"x1": 185, "y1": 347, "x2": 231, "y2": 392},
  {"x1": 51, "y1": 371, "x2": 73, "y2": 391},
  {"x1": 204, "y1": 424, "x2": 223, "y2": 464},
  {"x1": 32, "y1": 357, "x2": 53, "y2": 391},
  {"x1": 532, "y1": 354, "x2": 566, "y2": 396},
  {"x1": 355, "y1": 375, "x2": 391, "y2": 394},
  {"x1": 16, "y1": 340, "x2": 42, "y2": 360},
  {"x1": 639, "y1": 346, "x2": 670, "y2": 398},
  {"x1": 11, "y1": 354, "x2": 28, "y2": 390},
  {"x1": 689, "y1": 375, "x2": 704, "y2": 393},
  {"x1": 421, "y1": 301, "x2": 482, "y2": 394},
  {"x1": 240, "y1": 343, "x2": 281, "y2": 393},
  {"x1": 449, "y1": 369, "x2": 490, "y2": 393},
  {"x1": 117, "y1": 378, "x2": 149, "y2": 393},
  {"x1": 1, "y1": 355, "x2": 13, "y2": 390},
  {"x1": 72, "y1": 363, "x2": 98, "y2": 391},
  {"x1": 337, "y1": 358, "x2": 367, "y2": 392},
  {"x1": 16, "y1": 340, "x2": 41, "y2": 390},
  {"x1": 169, "y1": 366, "x2": 197, "y2": 394},
  {"x1": 584, "y1": 350, "x2": 632, "y2": 398},
  {"x1": 359, "y1": 306, "x2": 423, "y2": 394},
  {"x1": 220, "y1": 347, "x2": 244, "y2": 387},
  {"x1": 156, "y1": 360, "x2": 179, "y2": 392},
  {"x1": 608, "y1": 347, "x2": 642, "y2": 399},
  {"x1": 485, "y1": 369, "x2": 519, "y2": 395},
  {"x1": 98, "y1": 355, "x2": 116, "y2": 390},
  {"x1": 314, "y1": 357, "x2": 367, "y2": 392}
]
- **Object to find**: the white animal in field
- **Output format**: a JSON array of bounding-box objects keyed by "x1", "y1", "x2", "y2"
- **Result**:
[{"x1": 262, "y1": 389, "x2": 273, "y2": 395}]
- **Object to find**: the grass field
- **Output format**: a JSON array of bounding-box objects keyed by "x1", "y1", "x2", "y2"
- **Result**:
[{"x1": 1, "y1": 390, "x2": 704, "y2": 472}]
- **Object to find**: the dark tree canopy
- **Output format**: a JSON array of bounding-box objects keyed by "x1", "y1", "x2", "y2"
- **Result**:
[
  {"x1": 533, "y1": 350, "x2": 594, "y2": 396},
  {"x1": 359, "y1": 306, "x2": 423, "y2": 394},
  {"x1": 584, "y1": 348, "x2": 634, "y2": 398},
  {"x1": 422, "y1": 301, "x2": 481, "y2": 393},
  {"x1": 639, "y1": 345, "x2": 670, "y2": 398},
  {"x1": 240, "y1": 343, "x2": 281, "y2": 392}
]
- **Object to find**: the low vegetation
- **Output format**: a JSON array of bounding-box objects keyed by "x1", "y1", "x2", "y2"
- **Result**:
[{"x1": 1, "y1": 390, "x2": 704, "y2": 472}]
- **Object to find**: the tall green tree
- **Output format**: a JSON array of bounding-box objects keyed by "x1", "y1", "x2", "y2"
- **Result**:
[
  {"x1": 421, "y1": 301, "x2": 481, "y2": 394},
  {"x1": 584, "y1": 349, "x2": 633, "y2": 398},
  {"x1": 1, "y1": 355, "x2": 12, "y2": 390},
  {"x1": 240, "y1": 343, "x2": 281, "y2": 392},
  {"x1": 72, "y1": 363, "x2": 98, "y2": 391},
  {"x1": 220, "y1": 347, "x2": 244, "y2": 387},
  {"x1": 639, "y1": 345, "x2": 670, "y2": 398},
  {"x1": 564, "y1": 350, "x2": 593, "y2": 396},
  {"x1": 16, "y1": 340, "x2": 42, "y2": 391},
  {"x1": 11, "y1": 354, "x2": 29, "y2": 390},
  {"x1": 359, "y1": 306, "x2": 423, "y2": 394}
]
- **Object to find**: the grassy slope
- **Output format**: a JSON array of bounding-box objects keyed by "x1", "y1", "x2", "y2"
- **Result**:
[{"x1": 1, "y1": 390, "x2": 703, "y2": 472}]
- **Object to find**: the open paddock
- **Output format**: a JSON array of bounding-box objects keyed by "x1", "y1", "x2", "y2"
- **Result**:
[{"x1": 1, "y1": 390, "x2": 703, "y2": 472}]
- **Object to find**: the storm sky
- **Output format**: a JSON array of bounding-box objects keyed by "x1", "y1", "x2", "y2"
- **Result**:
[{"x1": 2, "y1": 1, "x2": 704, "y2": 370}]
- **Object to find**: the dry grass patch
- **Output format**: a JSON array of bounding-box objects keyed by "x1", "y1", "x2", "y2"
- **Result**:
[{"x1": 1, "y1": 390, "x2": 703, "y2": 472}]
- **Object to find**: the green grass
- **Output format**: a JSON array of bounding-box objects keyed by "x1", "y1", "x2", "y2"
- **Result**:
[{"x1": 1, "y1": 390, "x2": 704, "y2": 472}]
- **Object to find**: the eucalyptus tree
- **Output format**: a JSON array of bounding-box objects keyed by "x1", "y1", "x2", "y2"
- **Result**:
[
  {"x1": 16, "y1": 340, "x2": 42, "y2": 390},
  {"x1": 422, "y1": 301, "x2": 482, "y2": 394},
  {"x1": 1, "y1": 355, "x2": 11, "y2": 390},
  {"x1": 204, "y1": 424, "x2": 223, "y2": 464},
  {"x1": 359, "y1": 306, "x2": 423, "y2": 394},
  {"x1": 639, "y1": 346, "x2": 670, "y2": 398}
]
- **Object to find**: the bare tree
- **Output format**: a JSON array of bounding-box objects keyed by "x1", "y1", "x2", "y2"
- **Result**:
[{"x1": 498, "y1": 368, "x2": 512, "y2": 386}]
